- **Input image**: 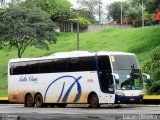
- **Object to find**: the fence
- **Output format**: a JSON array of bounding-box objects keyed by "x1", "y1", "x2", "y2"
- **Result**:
[
  {"x1": 59, "y1": 22, "x2": 133, "y2": 33},
  {"x1": 85, "y1": 24, "x2": 133, "y2": 32}
]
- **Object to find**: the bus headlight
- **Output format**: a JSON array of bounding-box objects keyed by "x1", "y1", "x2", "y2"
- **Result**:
[
  {"x1": 139, "y1": 91, "x2": 144, "y2": 96},
  {"x1": 116, "y1": 92, "x2": 125, "y2": 96}
]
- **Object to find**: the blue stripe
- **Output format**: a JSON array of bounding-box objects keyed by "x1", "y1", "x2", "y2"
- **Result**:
[
  {"x1": 73, "y1": 82, "x2": 82, "y2": 102},
  {"x1": 44, "y1": 75, "x2": 82, "y2": 102},
  {"x1": 57, "y1": 82, "x2": 65, "y2": 102},
  {"x1": 62, "y1": 76, "x2": 82, "y2": 102}
]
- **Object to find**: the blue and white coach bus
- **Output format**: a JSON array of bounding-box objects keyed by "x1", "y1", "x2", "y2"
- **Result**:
[{"x1": 8, "y1": 51, "x2": 150, "y2": 108}]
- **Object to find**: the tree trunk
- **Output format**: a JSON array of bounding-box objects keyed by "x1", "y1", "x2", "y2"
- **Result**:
[{"x1": 18, "y1": 50, "x2": 21, "y2": 58}]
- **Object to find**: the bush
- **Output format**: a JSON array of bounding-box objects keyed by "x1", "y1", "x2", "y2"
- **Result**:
[
  {"x1": 143, "y1": 46, "x2": 160, "y2": 94},
  {"x1": 69, "y1": 17, "x2": 91, "y2": 30}
]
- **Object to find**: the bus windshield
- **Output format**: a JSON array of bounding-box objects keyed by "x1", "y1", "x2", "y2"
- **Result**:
[{"x1": 111, "y1": 55, "x2": 143, "y2": 90}]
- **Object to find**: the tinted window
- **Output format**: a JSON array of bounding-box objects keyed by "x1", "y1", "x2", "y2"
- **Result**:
[
  {"x1": 81, "y1": 57, "x2": 96, "y2": 71},
  {"x1": 52, "y1": 59, "x2": 66, "y2": 72},
  {"x1": 39, "y1": 60, "x2": 52, "y2": 73},
  {"x1": 98, "y1": 56, "x2": 111, "y2": 71},
  {"x1": 18, "y1": 62, "x2": 28, "y2": 74},
  {"x1": 10, "y1": 63, "x2": 14, "y2": 75},
  {"x1": 67, "y1": 58, "x2": 81, "y2": 72},
  {"x1": 13, "y1": 63, "x2": 20, "y2": 75},
  {"x1": 11, "y1": 56, "x2": 97, "y2": 75},
  {"x1": 12, "y1": 62, "x2": 28, "y2": 75},
  {"x1": 28, "y1": 61, "x2": 39, "y2": 74},
  {"x1": 97, "y1": 56, "x2": 113, "y2": 93}
]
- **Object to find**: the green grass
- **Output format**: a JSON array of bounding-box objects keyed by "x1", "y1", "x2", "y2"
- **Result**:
[{"x1": 0, "y1": 26, "x2": 160, "y2": 97}]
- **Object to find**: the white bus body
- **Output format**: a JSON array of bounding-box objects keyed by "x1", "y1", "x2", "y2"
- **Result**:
[{"x1": 8, "y1": 51, "x2": 144, "y2": 107}]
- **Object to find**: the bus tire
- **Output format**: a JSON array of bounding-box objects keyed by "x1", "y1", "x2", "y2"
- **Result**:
[
  {"x1": 35, "y1": 94, "x2": 44, "y2": 107},
  {"x1": 24, "y1": 93, "x2": 35, "y2": 107},
  {"x1": 89, "y1": 93, "x2": 100, "y2": 108},
  {"x1": 56, "y1": 103, "x2": 67, "y2": 108}
]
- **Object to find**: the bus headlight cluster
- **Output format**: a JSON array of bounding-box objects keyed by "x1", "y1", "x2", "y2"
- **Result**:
[
  {"x1": 116, "y1": 92, "x2": 125, "y2": 96},
  {"x1": 139, "y1": 91, "x2": 144, "y2": 96}
]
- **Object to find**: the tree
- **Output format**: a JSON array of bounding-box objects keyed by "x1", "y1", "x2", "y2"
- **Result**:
[
  {"x1": 0, "y1": 0, "x2": 5, "y2": 8},
  {"x1": 146, "y1": 0, "x2": 160, "y2": 13},
  {"x1": 0, "y1": 7, "x2": 56, "y2": 58},
  {"x1": 127, "y1": 0, "x2": 156, "y2": 26},
  {"x1": 69, "y1": 17, "x2": 91, "y2": 31},
  {"x1": 143, "y1": 46, "x2": 160, "y2": 94},
  {"x1": 129, "y1": 0, "x2": 160, "y2": 13},
  {"x1": 107, "y1": 2, "x2": 129, "y2": 24},
  {"x1": 77, "y1": 0, "x2": 102, "y2": 21},
  {"x1": 125, "y1": 7, "x2": 142, "y2": 25},
  {"x1": 106, "y1": 0, "x2": 155, "y2": 25},
  {"x1": 20, "y1": 0, "x2": 72, "y2": 23}
]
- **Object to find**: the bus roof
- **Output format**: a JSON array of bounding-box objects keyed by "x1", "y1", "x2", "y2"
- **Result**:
[{"x1": 9, "y1": 51, "x2": 135, "y2": 63}]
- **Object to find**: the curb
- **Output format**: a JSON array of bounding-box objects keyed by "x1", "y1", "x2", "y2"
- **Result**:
[{"x1": 0, "y1": 97, "x2": 9, "y2": 104}]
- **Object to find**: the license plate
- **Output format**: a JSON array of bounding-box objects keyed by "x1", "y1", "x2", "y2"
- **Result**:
[{"x1": 130, "y1": 99, "x2": 135, "y2": 101}]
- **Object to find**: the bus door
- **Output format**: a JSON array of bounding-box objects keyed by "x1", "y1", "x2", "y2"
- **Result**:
[{"x1": 97, "y1": 56, "x2": 115, "y2": 103}]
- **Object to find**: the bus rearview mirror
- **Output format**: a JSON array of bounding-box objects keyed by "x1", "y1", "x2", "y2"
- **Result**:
[
  {"x1": 112, "y1": 73, "x2": 119, "y2": 84},
  {"x1": 143, "y1": 73, "x2": 151, "y2": 86},
  {"x1": 127, "y1": 75, "x2": 130, "y2": 79}
]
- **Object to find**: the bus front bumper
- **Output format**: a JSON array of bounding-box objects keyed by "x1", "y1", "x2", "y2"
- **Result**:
[{"x1": 115, "y1": 95, "x2": 143, "y2": 104}]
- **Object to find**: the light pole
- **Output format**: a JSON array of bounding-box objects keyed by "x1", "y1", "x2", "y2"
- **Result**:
[
  {"x1": 71, "y1": 8, "x2": 80, "y2": 51},
  {"x1": 121, "y1": 0, "x2": 123, "y2": 25},
  {"x1": 98, "y1": 0, "x2": 101, "y2": 24},
  {"x1": 71, "y1": 7, "x2": 87, "y2": 50},
  {"x1": 76, "y1": 11, "x2": 80, "y2": 50},
  {"x1": 142, "y1": 0, "x2": 144, "y2": 27}
]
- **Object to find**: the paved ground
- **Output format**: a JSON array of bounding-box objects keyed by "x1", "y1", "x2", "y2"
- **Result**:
[{"x1": 0, "y1": 104, "x2": 160, "y2": 120}]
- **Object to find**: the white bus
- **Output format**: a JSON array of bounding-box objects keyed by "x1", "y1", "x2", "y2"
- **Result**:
[{"x1": 8, "y1": 51, "x2": 150, "y2": 108}]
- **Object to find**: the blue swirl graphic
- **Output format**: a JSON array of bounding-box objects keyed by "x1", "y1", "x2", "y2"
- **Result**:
[
  {"x1": 44, "y1": 75, "x2": 82, "y2": 102},
  {"x1": 57, "y1": 82, "x2": 65, "y2": 102}
]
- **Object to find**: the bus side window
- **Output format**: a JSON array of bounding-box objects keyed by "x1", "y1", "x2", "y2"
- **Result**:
[
  {"x1": 81, "y1": 57, "x2": 96, "y2": 71},
  {"x1": 39, "y1": 60, "x2": 52, "y2": 73},
  {"x1": 18, "y1": 62, "x2": 28, "y2": 75},
  {"x1": 52, "y1": 59, "x2": 67, "y2": 73},
  {"x1": 13, "y1": 63, "x2": 20, "y2": 75},
  {"x1": 67, "y1": 58, "x2": 81, "y2": 72},
  {"x1": 28, "y1": 61, "x2": 39, "y2": 74},
  {"x1": 10, "y1": 63, "x2": 14, "y2": 75}
]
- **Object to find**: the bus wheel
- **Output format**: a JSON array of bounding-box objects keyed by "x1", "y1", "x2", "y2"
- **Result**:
[
  {"x1": 89, "y1": 94, "x2": 100, "y2": 108},
  {"x1": 56, "y1": 103, "x2": 67, "y2": 108},
  {"x1": 24, "y1": 94, "x2": 34, "y2": 107},
  {"x1": 35, "y1": 94, "x2": 44, "y2": 107}
]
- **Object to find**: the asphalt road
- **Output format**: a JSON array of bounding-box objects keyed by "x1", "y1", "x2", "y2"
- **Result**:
[{"x1": 0, "y1": 104, "x2": 160, "y2": 120}]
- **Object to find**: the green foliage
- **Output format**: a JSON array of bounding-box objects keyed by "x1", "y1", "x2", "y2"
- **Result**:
[
  {"x1": 107, "y1": 2, "x2": 130, "y2": 24},
  {"x1": 71, "y1": 9, "x2": 95, "y2": 22},
  {"x1": 70, "y1": 17, "x2": 91, "y2": 30},
  {"x1": 145, "y1": 0, "x2": 160, "y2": 13},
  {"x1": 125, "y1": 7, "x2": 141, "y2": 21},
  {"x1": 107, "y1": 0, "x2": 159, "y2": 25},
  {"x1": 77, "y1": 0, "x2": 104, "y2": 21},
  {"x1": 20, "y1": 0, "x2": 72, "y2": 23},
  {"x1": 78, "y1": 10, "x2": 95, "y2": 22},
  {"x1": 0, "y1": 7, "x2": 56, "y2": 58},
  {"x1": 106, "y1": 2, "x2": 121, "y2": 23},
  {"x1": 143, "y1": 46, "x2": 160, "y2": 94},
  {"x1": 77, "y1": 0, "x2": 102, "y2": 20}
]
